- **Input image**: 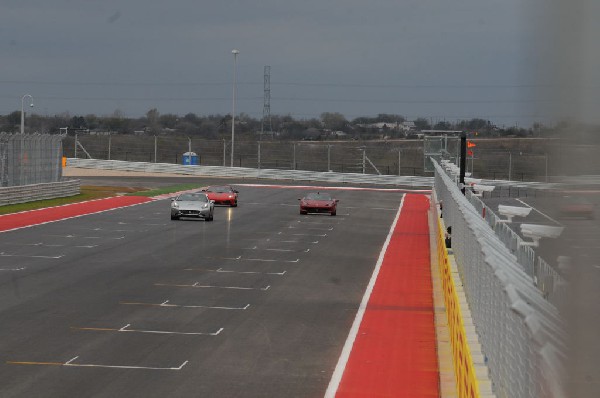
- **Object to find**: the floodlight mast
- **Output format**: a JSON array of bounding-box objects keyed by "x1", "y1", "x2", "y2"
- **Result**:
[{"x1": 230, "y1": 49, "x2": 239, "y2": 167}]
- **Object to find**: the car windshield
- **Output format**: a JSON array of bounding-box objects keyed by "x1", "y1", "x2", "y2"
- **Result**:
[
  {"x1": 306, "y1": 192, "x2": 332, "y2": 201},
  {"x1": 177, "y1": 193, "x2": 207, "y2": 202},
  {"x1": 208, "y1": 186, "x2": 231, "y2": 193}
]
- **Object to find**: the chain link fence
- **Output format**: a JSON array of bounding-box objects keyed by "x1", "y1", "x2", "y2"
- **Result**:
[
  {"x1": 433, "y1": 159, "x2": 567, "y2": 398},
  {"x1": 0, "y1": 133, "x2": 64, "y2": 187},
  {"x1": 63, "y1": 135, "x2": 432, "y2": 176},
  {"x1": 64, "y1": 134, "x2": 555, "y2": 180}
]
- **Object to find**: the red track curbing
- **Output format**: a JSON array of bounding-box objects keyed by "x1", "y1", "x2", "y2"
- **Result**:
[
  {"x1": 334, "y1": 194, "x2": 439, "y2": 397},
  {"x1": 0, "y1": 196, "x2": 154, "y2": 233}
]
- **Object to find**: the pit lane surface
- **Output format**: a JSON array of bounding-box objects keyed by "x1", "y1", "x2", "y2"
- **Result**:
[{"x1": 0, "y1": 181, "x2": 406, "y2": 397}]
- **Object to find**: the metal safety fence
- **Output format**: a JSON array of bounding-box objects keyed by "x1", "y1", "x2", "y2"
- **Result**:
[
  {"x1": 0, "y1": 180, "x2": 80, "y2": 206},
  {"x1": 64, "y1": 135, "x2": 429, "y2": 176},
  {"x1": 66, "y1": 158, "x2": 434, "y2": 188},
  {"x1": 464, "y1": 190, "x2": 567, "y2": 305},
  {"x1": 0, "y1": 133, "x2": 64, "y2": 187},
  {"x1": 433, "y1": 159, "x2": 567, "y2": 398}
]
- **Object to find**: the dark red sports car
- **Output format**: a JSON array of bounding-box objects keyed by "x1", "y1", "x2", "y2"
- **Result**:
[
  {"x1": 299, "y1": 192, "x2": 338, "y2": 216},
  {"x1": 201, "y1": 185, "x2": 239, "y2": 207}
]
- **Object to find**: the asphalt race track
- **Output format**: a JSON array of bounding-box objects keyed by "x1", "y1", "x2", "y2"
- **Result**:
[{"x1": 0, "y1": 180, "x2": 407, "y2": 397}]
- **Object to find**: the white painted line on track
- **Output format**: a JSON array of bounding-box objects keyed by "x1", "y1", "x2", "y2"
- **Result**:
[
  {"x1": 47, "y1": 234, "x2": 125, "y2": 240},
  {"x1": 242, "y1": 257, "x2": 299, "y2": 263},
  {"x1": 0, "y1": 252, "x2": 64, "y2": 259},
  {"x1": 201, "y1": 268, "x2": 287, "y2": 276},
  {"x1": 64, "y1": 356, "x2": 190, "y2": 370},
  {"x1": 72, "y1": 324, "x2": 223, "y2": 336},
  {"x1": 6, "y1": 242, "x2": 98, "y2": 249},
  {"x1": 120, "y1": 300, "x2": 250, "y2": 310},
  {"x1": 215, "y1": 256, "x2": 300, "y2": 263},
  {"x1": 270, "y1": 239, "x2": 319, "y2": 244},
  {"x1": 287, "y1": 226, "x2": 333, "y2": 231},
  {"x1": 324, "y1": 194, "x2": 405, "y2": 398},
  {"x1": 7, "y1": 357, "x2": 190, "y2": 371},
  {"x1": 291, "y1": 233, "x2": 327, "y2": 237},
  {"x1": 8, "y1": 242, "x2": 63, "y2": 247},
  {"x1": 0, "y1": 267, "x2": 26, "y2": 271},
  {"x1": 296, "y1": 220, "x2": 343, "y2": 224},
  {"x1": 155, "y1": 282, "x2": 271, "y2": 291},
  {"x1": 242, "y1": 247, "x2": 310, "y2": 253}
]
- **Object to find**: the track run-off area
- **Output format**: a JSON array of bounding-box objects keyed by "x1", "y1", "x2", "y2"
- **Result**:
[{"x1": 0, "y1": 182, "x2": 438, "y2": 397}]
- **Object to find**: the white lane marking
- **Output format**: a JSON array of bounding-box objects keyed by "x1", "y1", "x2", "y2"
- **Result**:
[
  {"x1": 218, "y1": 255, "x2": 242, "y2": 260},
  {"x1": 243, "y1": 257, "x2": 299, "y2": 263},
  {"x1": 217, "y1": 256, "x2": 299, "y2": 263},
  {"x1": 7, "y1": 242, "x2": 64, "y2": 247},
  {"x1": 291, "y1": 233, "x2": 327, "y2": 237},
  {"x1": 0, "y1": 252, "x2": 64, "y2": 259},
  {"x1": 515, "y1": 198, "x2": 563, "y2": 226},
  {"x1": 72, "y1": 226, "x2": 136, "y2": 232},
  {"x1": 273, "y1": 240, "x2": 319, "y2": 244},
  {"x1": 155, "y1": 282, "x2": 271, "y2": 291},
  {"x1": 203, "y1": 268, "x2": 287, "y2": 276},
  {"x1": 242, "y1": 238, "x2": 319, "y2": 244},
  {"x1": 16, "y1": 242, "x2": 97, "y2": 248},
  {"x1": 47, "y1": 234, "x2": 125, "y2": 240},
  {"x1": 121, "y1": 324, "x2": 224, "y2": 336},
  {"x1": 287, "y1": 226, "x2": 333, "y2": 231},
  {"x1": 63, "y1": 356, "x2": 189, "y2": 371},
  {"x1": 324, "y1": 194, "x2": 405, "y2": 398},
  {"x1": 120, "y1": 300, "x2": 250, "y2": 310},
  {"x1": 242, "y1": 247, "x2": 309, "y2": 253},
  {"x1": 73, "y1": 324, "x2": 222, "y2": 336},
  {"x1": 296, "y1": 220, "x2": 343, "y2": 224},
  {"x1": 0, "y1": 267, "x2": 26, "y2": 271}
]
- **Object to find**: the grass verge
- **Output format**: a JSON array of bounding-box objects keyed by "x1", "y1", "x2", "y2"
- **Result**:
[
  {"x1": 125, "y1": 183, "x2": 202, "y2": 197},
  {"x1": 0, "y1": 183, "x2": 202, "y2": 215}
]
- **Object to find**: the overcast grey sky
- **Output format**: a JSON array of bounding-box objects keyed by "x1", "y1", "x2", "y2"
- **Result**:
[{"x1": 1, "y1": 0, "x2": 597, "y2": 127}]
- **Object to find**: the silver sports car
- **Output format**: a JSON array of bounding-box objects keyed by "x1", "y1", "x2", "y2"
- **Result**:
[{"x1": 170, "y1": 192, "x2": 214, "y2": 221}]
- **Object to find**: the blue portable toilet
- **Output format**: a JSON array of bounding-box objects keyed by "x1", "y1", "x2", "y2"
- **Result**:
[{"x1": 182, "y1": 151, "x2": 199, "y2": 165}]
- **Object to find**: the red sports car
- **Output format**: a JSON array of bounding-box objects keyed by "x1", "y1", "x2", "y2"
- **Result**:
[
  {"x1": 201, "y1": 185, "x2": 239, "y2": 207},
  {"x1": 299, "y1": 192, "x2": 338, "y2": 216}
]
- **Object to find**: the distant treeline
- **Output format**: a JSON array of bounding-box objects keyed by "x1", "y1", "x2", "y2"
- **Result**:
[{"x1": 0, "y1": 109, "x2": 579, "y2": 140}]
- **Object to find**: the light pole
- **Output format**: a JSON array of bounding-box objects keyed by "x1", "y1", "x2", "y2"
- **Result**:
[
  {"x1": 21, "y1": 94, "x2": 34, "y2": 134},
  {"x1": 230, "y1": 49, "x2": 239, "y2": 167}
]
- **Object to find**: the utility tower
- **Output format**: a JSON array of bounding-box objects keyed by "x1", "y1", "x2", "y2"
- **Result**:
[{"x1": 261, "y1": 65, "x2": 273, "y2": 140}]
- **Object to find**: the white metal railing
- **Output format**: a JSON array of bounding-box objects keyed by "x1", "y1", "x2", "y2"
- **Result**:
[
  {"x1": 0, "y1": 179, "x2": 80, "y2": 206},
  {"x1": 433, "y1": 159, "x2": 567, "y2": 398},
  {"x1": 66, "y1": 158, "x2": 434, "y2": 187}
]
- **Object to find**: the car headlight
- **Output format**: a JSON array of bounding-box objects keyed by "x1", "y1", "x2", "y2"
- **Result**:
[
  {"x1": 172, "y1": 202, "x2": 179, "y2": 209},
  {"x1": 229, "y1": 194, "x2": 234, "y2": 198},
  {"x1": 202, "y1": 203, "x2": 209, "y2": 208}
]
